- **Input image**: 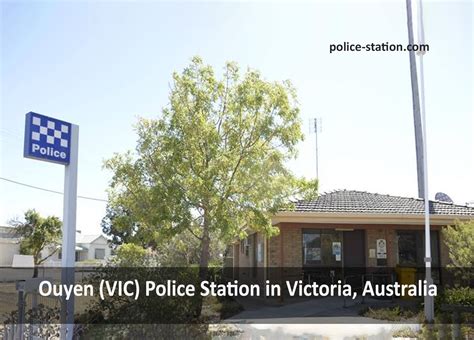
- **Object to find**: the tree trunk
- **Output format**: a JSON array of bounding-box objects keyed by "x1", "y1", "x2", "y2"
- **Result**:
[
  {"x1": 33, "y1": 256, "x2": 39, "y2": 278},
  {"x1": 198, "y1": 222, "x2": 210, "y2": 280},
  {"x1": 195, "y1": 214, "x2": 211, "y2": 319}
]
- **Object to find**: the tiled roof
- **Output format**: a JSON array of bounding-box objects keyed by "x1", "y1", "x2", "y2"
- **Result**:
[
  {"x1": 76, "y1": 234, "x2": 104, "y2": 244},
  {"x1": 290, "y1": 190, "x2": 474, "y2": 216}
]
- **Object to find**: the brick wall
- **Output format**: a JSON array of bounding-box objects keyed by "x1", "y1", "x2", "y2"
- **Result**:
[
  {"x1": 268, "y1": 231, "x2": 281, "y2": 267},
  {"x1": 266, "y1": 223, "x2": 451, "y2": 269},
  {"x1": 233, "y1": 223, "x2": 453, "y2": 284},
  {"x1": 267, "y1": 226, "x2": 303, "y2": 268},
  {"x1": 282, "y1": 226, "x2": 302, "y2": 267},
  {"x1": 233, "y1": 232, "x2": 268, "y2": 283},
  {"x1": 366, "y1": 228, "x2": 397, "y2": 267}
]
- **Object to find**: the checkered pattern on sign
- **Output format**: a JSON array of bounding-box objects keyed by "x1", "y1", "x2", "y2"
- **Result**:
[{"x1": 31, "y1": 116, "x2": 70, "y2": 148}]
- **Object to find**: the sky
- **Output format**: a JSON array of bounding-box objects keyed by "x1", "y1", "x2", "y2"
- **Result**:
[{"x1": 1, "y1": 0, "x2": 473, "y2": 235}]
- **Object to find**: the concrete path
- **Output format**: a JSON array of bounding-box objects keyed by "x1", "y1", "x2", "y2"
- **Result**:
[
  {"x1": 227, "y1": 323, "x2": 419, "y2": 340},
  {"x1": 221, "y1": 296, "x2": 420, "y2": 339}
]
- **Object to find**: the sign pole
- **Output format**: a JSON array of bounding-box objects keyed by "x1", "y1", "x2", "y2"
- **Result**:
[
  {"x1": 24, "y1": 111, "x2": 78, "y2": 339},
  {"x1": 60, "y1": 124, "x2": 79, "y2": 340}
]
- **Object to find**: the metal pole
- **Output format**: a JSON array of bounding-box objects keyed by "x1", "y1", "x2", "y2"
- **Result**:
[
  {"x1": 341, "y1": 232, "x2": 345, "y2": 308},
  {"x1": 415, "y1": 0, "x2": 434, "y2": 322},
  {"x1": 60, "y1": 124, "x2": 79, "y2": 340},
  {"x1": 314, "y1": 118, "x2": 319, "y2": 179},
  {"x1": 340, "y1": 233, "x2": 344, "y2": 285},
  {"x1": 17, "y1": 283, "x2": 25, "y2": 340},
  {"x1": 406, "y1": 0, "x2": 425, "y2": 198},
  {"x1": 421, "y1": 52, "x2": 434, "y2": 321}
]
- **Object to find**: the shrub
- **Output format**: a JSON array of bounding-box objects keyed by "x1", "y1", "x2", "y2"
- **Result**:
[
  {"x1": 392, "y1": 326, "x2": 419, "y2": 338},
  {"x1": 442, "y1": 220, "x2": 474, "y2": 268},
  {"x1": 360, "y1": 305, "x2": 422, "y2": 322},
  {"x1": 437, "y1": 287, "x2": 474, "y2": 308},
  {"x1": 443, "y1": 287, "x2": 474, "y2": 306}
]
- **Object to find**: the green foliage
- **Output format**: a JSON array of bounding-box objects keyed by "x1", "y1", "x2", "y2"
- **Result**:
[
  {"x1": 391, "y1": 327, "x2": 419, "y2": 338},
  {"x1": 113, "y1": 229, "x2": 226, "y2": 267},
  {"x1": 442, "y1": 219, "x2": 474, "y2": 268},
  {"x1": 9, "y1": 209, "x2": 62, "y2": 266},
  {"x1": 101, "y1": 205, "x2": 141, "y2": 247},
  {"x1": 441, "y1": 287, "x2": 474, "y2": 307},
  {"x1": 103, "y1": 56, "x2": 317, "y2": 267},
  {"x1": 152, "y1": 229, "x2": 226, "y2": 266},
  {"x1": 114, "y1": 243, "x2": 150, "y2": 266},
  {"x1": 360, "y1": 305, "x2": 422, "y2": 322}
]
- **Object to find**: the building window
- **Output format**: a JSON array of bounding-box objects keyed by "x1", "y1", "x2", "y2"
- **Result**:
[
  {"x1": 303, "y1": 229, "x2": 342, "y2": 266},
  {"x1": 257, "y1": 242, "x2": 263, "y2": 262},
  {"x1": 398, "y1": 231, "x2": 418, "y2": 266},
  {"x1": 95, "y1": 248, "x2": 105, "y2": 260},
  {"x1": 59, "y1": 250, "x2": 80, "y2": 261},
  {"x1": 303, "y1": 230, "x2": 321, "y2": 265},
  {"x1": 397, "y1": 230, "x2": 439, "y2": 267},
  {"x1": 240, "y1": 237, "x2": 252, "y2": 256}
]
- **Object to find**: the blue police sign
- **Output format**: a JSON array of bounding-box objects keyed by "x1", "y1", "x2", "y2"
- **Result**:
[{"x1": 24, "y1": 112, "x2": 72, "y2": 165}]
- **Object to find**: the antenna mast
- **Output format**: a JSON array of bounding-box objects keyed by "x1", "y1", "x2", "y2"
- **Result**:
[{"x1": 312, "y1": 118, "x2": 322, "y2": 179}]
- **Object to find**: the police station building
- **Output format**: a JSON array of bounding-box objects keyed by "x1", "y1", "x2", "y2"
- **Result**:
[{"x1": 228, "y1": 190, "x2": 474, "y2": 285}]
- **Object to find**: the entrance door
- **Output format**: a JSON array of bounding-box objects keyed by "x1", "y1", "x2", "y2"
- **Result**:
[
  {"x1": 343, "y1": 230, "x2": 365, "y2": 268},
  {"x1": 343, "y1": 230, "x2": 365, "y2": 287}
]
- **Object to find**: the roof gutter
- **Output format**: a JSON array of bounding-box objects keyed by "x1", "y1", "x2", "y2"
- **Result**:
[{"x1": 272, "y1": 211, "x2": 473, "y2": 226}]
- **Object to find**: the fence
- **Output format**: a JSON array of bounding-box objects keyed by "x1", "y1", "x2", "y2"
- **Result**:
[{"x1": 1, "y1": 267, "x2": 95, "y2": 340}]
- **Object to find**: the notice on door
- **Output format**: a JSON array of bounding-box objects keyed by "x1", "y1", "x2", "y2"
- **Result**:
[
  {"x1": 376, "y1": 239, "x2": 387, "y2": 259},
  {"x1": 332, "y1": 242, "x2": 341, "y2": 261}
]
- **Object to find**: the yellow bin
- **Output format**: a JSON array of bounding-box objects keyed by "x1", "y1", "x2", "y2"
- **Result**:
[{"x1": 395, "y1": 267, "x2": 417, "y2": 299}]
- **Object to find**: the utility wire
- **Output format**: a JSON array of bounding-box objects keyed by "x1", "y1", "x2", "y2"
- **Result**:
[{"x1": 0, "y1": 176, "x2": 108, "y2": 202}]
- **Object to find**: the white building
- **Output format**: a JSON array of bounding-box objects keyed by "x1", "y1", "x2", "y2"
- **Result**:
[
  {"x1": 43, "y1": 234, "x2": 113, "y2": 265},
  {"x1": 0, "y1": 226, "x2": 113, "y2": 266},
  {"x1": 0, "y1": 226, "x2": 20, "y2": 266}
]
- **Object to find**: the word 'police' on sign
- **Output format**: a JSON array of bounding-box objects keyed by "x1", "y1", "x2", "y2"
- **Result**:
[{"x1": 24, "y1": 112, "x2": 72, "y2": 165}]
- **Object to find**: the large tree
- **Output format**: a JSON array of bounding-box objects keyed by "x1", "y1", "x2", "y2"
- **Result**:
[
  {"x1": 10, "y1": 209, "x2": 62, "y2": 277},
  {"x1": 104, "y1": 56, "x2": 317, "y2": 276}
]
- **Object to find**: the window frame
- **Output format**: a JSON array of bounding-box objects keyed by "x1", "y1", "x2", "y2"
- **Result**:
[
  {"x1": 397, "y1": 230, "x2": 440, "y2": 267},
  {"x1": 94, "y1": 248, "x2": 106, "y2": 260},
  {"x1": 302, "y1": 229, "x2": 343, "y2": 267}
]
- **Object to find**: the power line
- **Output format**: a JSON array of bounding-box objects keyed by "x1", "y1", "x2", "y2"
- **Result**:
[
  {"x1": 0, "y1": 129, "x2": 23, "y2": 141},
  {"x1": 0, "y1": 176, "x2": 108, "y2": 202}
]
